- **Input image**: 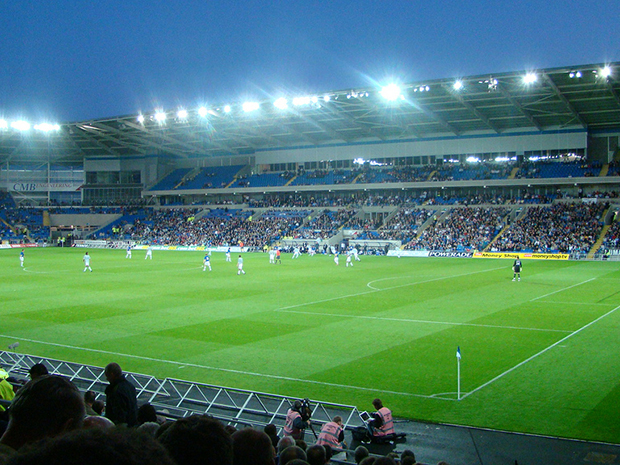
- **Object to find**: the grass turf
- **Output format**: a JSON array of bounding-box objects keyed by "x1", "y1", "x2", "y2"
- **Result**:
[{"x1": 2, "y1": 247, "x2": 620, "y2": 443}]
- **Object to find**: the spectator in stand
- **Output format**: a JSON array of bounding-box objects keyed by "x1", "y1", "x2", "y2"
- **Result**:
[
  {"x1": 279, "y1": 445, "x2": 307, "y2": 465},
  {"x1": 354, "y1": 445, "x2": 370, "y2": 464},
  {"x1": 231, "y1": 427, "x2": 275, "y2": 465},
  {"x1": 5, "y1": 427, "x2": 176, "y2": 465},
  {"x1": 263, "y1": 423, "x2": 280, "y2": 449},
  {"x1": 27, "y1": 364, "x2": 48, "y2": 381},
  {"x1": 84, "y1": 391, "x2": 98, "y2": 416},
  {"x1": 306, "y1": 444, "x2": 326, "y2": 465},
  {"x1": 0, "y1": 375, "x2": 85, "y2": 461},
  {"x1": 104, "y1": 363, "x2": 138, "y2": 427},
  {"x1": 157, "y1": 415, "x2": 233, "y2": 465}
]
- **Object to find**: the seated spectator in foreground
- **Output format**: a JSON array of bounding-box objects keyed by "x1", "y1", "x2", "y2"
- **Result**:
[
  {"x1": 263, "y1": 423, "x2": 280, "y2": 449},
  {"x1": 279, "y1": 445, "x2": 307, "y2": 465},
  {"x1": 82, "y1": 415, "x2": 115, "y2": 430},
  {"x1": 136, "y1": 403, "x2": 158, "y2": 425},
  {"x1": 92, "y1": 399, "x2": 105, "y2": 416},
  {"x1": 306, "y1": 444, "x2": 326, "y2": 465},
  {"x1": 354, "y1": 445, "x2": 370, "y2": 464},
  {"x1": 231, "y1": 427, "x2": 275, "y2": 465},
  {"x1": 401, "y1": 449, "x2": 417, "y2": 463},
  {"x1": 0, "y1": 375, "x2": 85, "y2": 460},
  {"x1": 27, "y1": 364, "x2": 48, "y2": 381},
  {"x1": 84, "y1": 391, "x2": 98, "y2": 416},
  {"x1": 157, "y1": 415, "x2": 233, "y2": 465},
  {"x1": 277, "y1": 436, "x2": 296, "y2": 456},
  {"x1": 5, "y1": 427, "x2": 176, "y2": 465}
]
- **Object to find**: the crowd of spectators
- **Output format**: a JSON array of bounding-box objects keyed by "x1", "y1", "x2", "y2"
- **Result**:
[
  {"x1": 0, "y1": 364, "x2": 446, "y2": 465},
  {"x1": 297, "y1": 209, "x2": 358, "y2": 239},
  {"x1": 405, "y1": 207, "x2": 509, "y2": 252},
  {"x1": 492, "y1": 202, "x2": 607, "y2": 254}
]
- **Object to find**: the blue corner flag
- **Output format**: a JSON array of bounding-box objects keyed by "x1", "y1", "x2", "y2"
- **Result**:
[{"x1": 456, "y1": 346, "x2": 461, "y2": 360}]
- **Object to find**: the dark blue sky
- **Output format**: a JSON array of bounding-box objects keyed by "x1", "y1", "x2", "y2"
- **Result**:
[{"x1": 1, "y1": 0, "x2": 617, "y2": 123}]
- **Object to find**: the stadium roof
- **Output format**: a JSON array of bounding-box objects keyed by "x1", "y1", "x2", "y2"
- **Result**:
[{"x1": 1, "y1": 62, "x2": 619, "y2": 164}]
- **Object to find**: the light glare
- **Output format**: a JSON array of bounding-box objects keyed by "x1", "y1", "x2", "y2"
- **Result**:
[
  {"x1": 453, "y1": 80, "x2": 463, "y2": 90},
  {"x1": 34, "y1": 123, "x2": 60, "y2": 132},
  {"x1": 523, "y1": 73, "x2": 537, "y2": 84},
  {"x1": 0, "y1": 120, "x2": 7, "y2": 129},
  {"x1": 274, "y1": 98, "x2": 288, "y2": 110},
  {"x1": 198, "y1": 107, "x2": 208, "y2": 117},
  {"x1": 177, "y1": 109, "x2": 188, "y2": 119},
  {"x1": 380, "y1": 84, "x2": 401, "y2": 101},
  {"x1": 242, "y1": 102, "x2": 259, "y2": 112},
  {"x1": 11, "y1": 121, "x2": 30, "y2": 131},
  {"x1": 154, "y1": 111, "x2": 166, "y2": 122}
]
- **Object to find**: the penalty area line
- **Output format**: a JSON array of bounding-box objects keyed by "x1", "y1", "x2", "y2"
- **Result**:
[
  {"x1": 0, "y1": 333, "x2": 453, "y2": 401},
  {"x1": 460, "y1": 303, "x2": 620, "y2": 400},
  {"x1": 366, "y1": 265, "x2": 506, "y2": 291},
  {"x1": 530, "y1": 278, "x2": 596, "y2": 301}
]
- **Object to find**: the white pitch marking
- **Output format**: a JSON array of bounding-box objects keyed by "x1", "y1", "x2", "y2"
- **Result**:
[
  {"x1": 0, "y1": 333, "x2": 454, "y2": 401},
  {"x1": 536, "y1": 301, "x2": 611, "y2": 307},
  {"x1": 460, "y1": 303, "x2": 620, "y2": 400},
  {"x1": 275, "y1": 309, "x2": 571, "y2": 333},
  {"x1": 530, "y1": 278, "x2": 596, "y2": 301},
  {"x1": 366, "y1": 266, "x2": 505, "y2": 291}
]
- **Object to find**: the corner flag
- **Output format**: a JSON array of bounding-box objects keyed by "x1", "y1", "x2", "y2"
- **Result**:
[{"x1": 456, "y1": 346, "x2": 461, "y2": 360}]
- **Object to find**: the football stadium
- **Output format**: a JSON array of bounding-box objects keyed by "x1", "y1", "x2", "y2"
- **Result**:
[{"x1": 2, "y1": 62, "x2": 620, "y2": 464}]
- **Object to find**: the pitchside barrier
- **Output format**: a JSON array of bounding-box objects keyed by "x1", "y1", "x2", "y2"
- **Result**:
[{"x1": 0, "y1": 350, "x2": 367, "y2": 436}]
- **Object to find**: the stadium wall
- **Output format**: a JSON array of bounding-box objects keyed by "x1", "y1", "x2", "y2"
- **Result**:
[{"x1": 252, "y1": 130, "x2": 587, "y2": 165}]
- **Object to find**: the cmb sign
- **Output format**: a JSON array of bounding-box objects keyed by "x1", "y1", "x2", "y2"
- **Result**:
[{"x1": 10, "y1": 182, "x2": 82, "y2": 192}]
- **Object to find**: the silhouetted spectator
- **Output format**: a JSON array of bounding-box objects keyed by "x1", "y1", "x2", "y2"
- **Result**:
[
  {"x1": 6, "y1": 427, "x2": 175, "y2": 465},
  {"x1": 279, "y1": 445, "x2": 307, "y2": 465},
  {"x1": 264, "y1": 423, "x2": 280, "y2": 449},
  {"x1": 157, "y1": 415, "x2": 233, "y2": 465},
  {"x1": 354, "y1": 446, "x2": 370, "y2": 464},
  {"x1": 104, "y1": 363, "x2": 137, "y2": 427},
  {"x1": 27, "y1": 364, "x2": 48, "y2": 381},
  {"x1": 84, "y1": 391, "x2": 98, "y2": 416},
  {"x1": 306, "y1": 444, "x2": 326, "y2": 465},
  {"x1": 231, "y1": 427, "x2": 275, "y2": 465},
  {"x1": 0, "y1": 375, "x2": 85, "y2": 457}
]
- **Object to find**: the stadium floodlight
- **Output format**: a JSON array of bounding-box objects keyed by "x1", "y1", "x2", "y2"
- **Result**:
[
  {"x1": 600, "y1": 66, "x2": 612, "y2": 78},
  {"x1": 242, "y1": 102, "x2": 259, "y2": 112},
  {"x1": 34, "y1": 123, "x2": 60, "y2": 132},
  {"x1": 137, "y1": 114, "x2": 145, "y2": 124},
  {"x1": 311, "y1": 96, "x2": 318, "y2": 104},
  {"x1": 11, "y1": 120, "x2": 30, "y2": 131},
  {"x1": 380, "y1": 83, "x2": 401, "y2": 101},
  {"x1": 177, "y1": 109, "x2": 188, "y2": 119},
  {"x1": 569, "y1": 71, "x2": 582, "y2": 78},
  {"x1": 453, "y1": 80, "x2": 464, "y2": 91},
  {"x1": 466, "y1": 156, "x2": 481, "y2": 163},
  {"x1": 223, "y1": 105, "x2": 232, "y2": 113},
  {"x1": 292, "y1": 96, "x2": 311, "y2": 106},
  {"x1": 154, "y1": 111, "x2": 166, "y2": 123},
  {"x1": 273, "y1": 97, "x2": 288, "y2": 110},
  {"x1": 198, "y1": 107, "x2": 208, "y2": 117},
  {"x1": 523, "y1": 73, "x2": 537, "y2": 84},
  {"x1": 0, "y1": 120, "x2": 7, "y2": 129},
  {"x1": 323, "y1": 95, "x2": 331, "y2": 102}
]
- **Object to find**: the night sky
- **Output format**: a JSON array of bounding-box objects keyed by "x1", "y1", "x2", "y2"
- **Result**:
[{"x1": 1, "y1": 0, "x2": 618, "y2": 123}]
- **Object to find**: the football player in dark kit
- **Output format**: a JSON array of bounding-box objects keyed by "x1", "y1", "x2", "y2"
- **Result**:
[{"x1": 512, "y1": 258, "x2": 522, "y2": 281}]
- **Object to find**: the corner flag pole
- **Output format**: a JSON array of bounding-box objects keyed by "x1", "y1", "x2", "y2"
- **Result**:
[{"x1": 456, "y1": 346, "x2": 461, "y2": 401}]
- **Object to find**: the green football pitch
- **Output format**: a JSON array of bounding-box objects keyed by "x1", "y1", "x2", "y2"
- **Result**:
[{"x1": 2, "y1": 247, "x2": 620, "y2": 444}]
